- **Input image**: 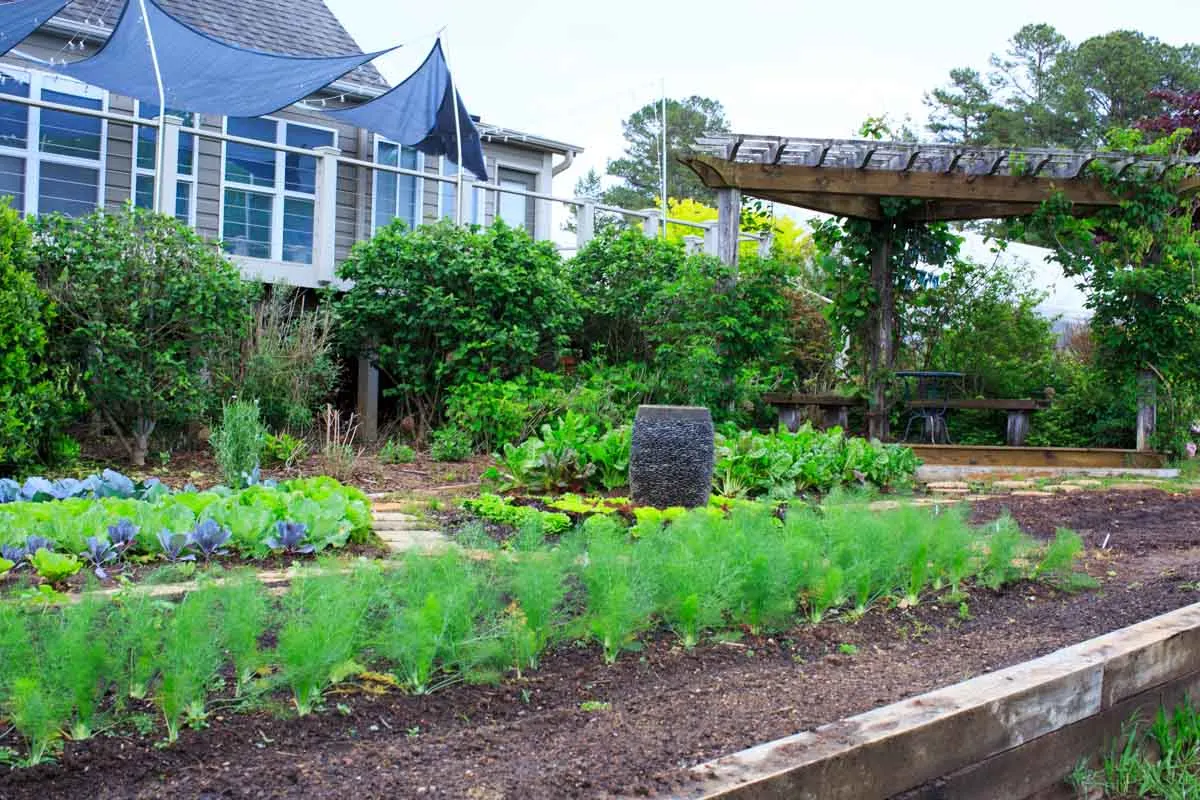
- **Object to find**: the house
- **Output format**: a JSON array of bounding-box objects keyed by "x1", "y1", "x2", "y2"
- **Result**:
[{"x1": 0, "y1": 0, "x2": 583, "y2": 286}]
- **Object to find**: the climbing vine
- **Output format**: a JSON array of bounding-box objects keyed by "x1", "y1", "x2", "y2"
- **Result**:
[
  {"x1": 1014, "y1": 128, "x2": 1200, "y2": 455},
  {"x1": 811, "y1": 199, "x2": 963, "y2": 380}
]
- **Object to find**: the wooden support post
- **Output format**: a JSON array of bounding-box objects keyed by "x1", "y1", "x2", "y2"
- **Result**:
[
  {"x1": 312, "y1": 145, "x2": 341, "y2": 285},
  {"x1": 1006, "y1": 410, "x2": 1031, "y2": 447},
  {"x1": 1137, "y1": 369, "x2": 1157, "y2": 452},
  {"x1": 154, "y1": 115, "x2": 182, "y2": 217},
  {"x1": 867, "y1": 222, "x2": 894, "y2": 441},
  {"x1": 715, "y1": 187, "x2": 741, "y2": 269},
  {"x1": 777, "y1": 405, "x2": 802, "y2": 433},
  {"x1": 576, "y1": 200, "x2": 595, "y2": 251},
  {"x1": 356, "y1": 356, "x2": 379, "y2": 443}
]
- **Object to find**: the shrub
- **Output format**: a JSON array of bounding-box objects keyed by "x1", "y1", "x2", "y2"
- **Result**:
[
  {"x1": 444, "y1": 370, "x2": 567, "y2": 453},
  {"x1": 430, "y1": 427, "x2": 472, "y2": 462},
  {"x1": 230, "y1": 288, "x2": 339, "y2": 431},
  {"x1": 210, "y1": 399, "x2": 267, "y2": 487},
  {"x1": 33, "y1": 207, "x2": 256, "y2": 465},
  {"x1": 335, "y1": 220, "x2": 579, "y2": 437},
  {"x1": 570, "y1": 227, "x2": 686, "y2": 362},
  {"x1": 0, "y1": 200, "x2": 75, "y2": 470},
  {"x1": 378, "y1": 439, "x2": 415, "y2": 464}
]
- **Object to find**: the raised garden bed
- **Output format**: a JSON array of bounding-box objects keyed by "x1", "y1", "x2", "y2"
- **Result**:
[{"x1": 2, "y1": 489, "x2": 1199, "y2": 798}]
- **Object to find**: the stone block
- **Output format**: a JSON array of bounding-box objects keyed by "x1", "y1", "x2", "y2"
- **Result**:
[{"x1": 630, "y1": 405, "x2": 714, "y2": 509}]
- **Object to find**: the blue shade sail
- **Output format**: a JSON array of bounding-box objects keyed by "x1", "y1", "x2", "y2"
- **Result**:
[
  {"x1": 323, "y1": 40, "x2": 488, "y2": 181},
  {"x1": 54, "y1": 0, "x2": 392, "y2": 117},
  {"x1": 0, "y1": 0, "x2": 70, "y2": 56}
]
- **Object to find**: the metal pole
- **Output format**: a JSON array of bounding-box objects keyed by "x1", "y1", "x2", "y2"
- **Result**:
[
  {"x1": 659, "y1": 80, "x2": 667, "y2": 239},
  {"x1": 443, "y1": 34, "x2": 464, "y2": 226},
  {"x1": 137, "y1": 0, "x2": 167, "y2": 212}
]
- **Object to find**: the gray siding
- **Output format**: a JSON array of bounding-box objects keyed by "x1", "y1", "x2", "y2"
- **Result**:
[{"x1": 0, "y1": 37, "x2": 569, "y2": 283}]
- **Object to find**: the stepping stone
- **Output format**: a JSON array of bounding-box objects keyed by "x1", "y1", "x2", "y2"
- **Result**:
[
  {"x1": 992, "y1": 480, "x2": 1035, "y2": 491},
  {"x1": 372, "y1": 502, "x2": 412, "y2": 512},
  {"x1": 1061, "y1": 479, "x2": 1103, "y2": 488},
  {"x1": 930, "y1": 487, "x2": 971, "y2": 495},
  {"x1": 1011, "y1": 490, "x2": 1055, "y2": 497},
  {"x1": 374, "y1": 519, "x2": 426, "y2": 532},
  {"x1": 927, "y1": 481, "x2": 969, "y2": 491},
  {"x1": 1109, "y1": 482, "x2": 1164, "y2": 492},
  {"x1": 373, "y1": 511, "x2": 420, "y2": 522},
  {"x1": 1049, "y1": 484, "x2": 1085, "y2": 493}
]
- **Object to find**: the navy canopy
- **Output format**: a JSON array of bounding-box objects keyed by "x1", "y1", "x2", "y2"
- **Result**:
[
  {"x1": 0, "y1": 0, "x2": 70, "y2": 56},
  {"x1": 323, "y1": 40, "x2": 488, "y2": 181},
  {"x1": 54, "y1": 0, "x2": 392, "y2": 117}
]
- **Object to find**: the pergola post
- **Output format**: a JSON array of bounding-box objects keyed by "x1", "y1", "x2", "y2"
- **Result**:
[
  {"x1": 716, "y1": 187, "x2": 740, "y2": 269},
  {"x1": 1136, "y1": 370, "x2": 1157, "y2": 452},
  {"x1": 867, "y1": 222, "x2": 894, "y2": 442},
  {"x1": 312, "y1": 145, "x2": 340, "y2": 285}
]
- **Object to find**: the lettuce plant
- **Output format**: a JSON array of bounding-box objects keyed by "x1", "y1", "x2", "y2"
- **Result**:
[{"x1": 31, "y1": 550, "x2": 81, "y2": 584}]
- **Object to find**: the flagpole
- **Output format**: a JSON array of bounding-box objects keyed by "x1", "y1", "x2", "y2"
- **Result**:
[
  {"x1": 442, "y1": 34, "x2": 464, "y2": 226},
  {"x1": 137, "y1": 0, "x2": 166, "y2": 212}
]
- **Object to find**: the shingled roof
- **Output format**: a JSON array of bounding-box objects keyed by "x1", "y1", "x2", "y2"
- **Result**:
[{"x1": 53, "y1": 0, "x2": 388, "y2": 92}]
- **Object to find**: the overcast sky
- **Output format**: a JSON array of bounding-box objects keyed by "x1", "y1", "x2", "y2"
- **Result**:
[{"x1": 326, "y1": 0, "x2": 1200, "y2": 317}]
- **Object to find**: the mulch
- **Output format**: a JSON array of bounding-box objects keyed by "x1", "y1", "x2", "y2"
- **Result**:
[{"x1": 4, "y1": 489, "x2": 1200, "y2": 799}]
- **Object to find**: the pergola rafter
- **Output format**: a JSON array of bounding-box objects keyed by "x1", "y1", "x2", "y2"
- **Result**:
[{"x1": 682, "y1": 133, "x2": 1200, "y2": 443}]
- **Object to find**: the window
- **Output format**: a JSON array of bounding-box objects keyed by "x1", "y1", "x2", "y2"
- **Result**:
[
  {"x1": 438, "y1": 157, "x2": 482, "y2": 225},
  {"x1": 372, "y1": 139, "x2": 421, "y2": 232},
  {"x1": 0, "y1": 67, "x2": 106, "y2": 216},
  {"x1": 497, "y1": 167, "x2": 537, "y2": 234},
  {"x1": 221, "y1": 117, "x2": 335, "y2": 263},
  {"x1": 132, "y1": 102, "x2": 196, "y2": 224}
]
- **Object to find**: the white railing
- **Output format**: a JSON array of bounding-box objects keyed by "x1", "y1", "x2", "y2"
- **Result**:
[{"x1": 1, "y1": 92, "x2": 767, "y2": 286}]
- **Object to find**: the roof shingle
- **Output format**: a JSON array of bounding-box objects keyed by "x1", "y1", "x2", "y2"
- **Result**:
[{"x1": 54, "y1": 0, "x2": 388, "y2": 91}]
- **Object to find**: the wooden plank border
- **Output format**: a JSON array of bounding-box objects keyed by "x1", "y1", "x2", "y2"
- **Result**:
[{"x1": 674, "y1": 602, "x2": 1200, "y2": 800}]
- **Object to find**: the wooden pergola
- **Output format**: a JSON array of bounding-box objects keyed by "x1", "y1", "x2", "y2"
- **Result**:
[{"x1": 682, "y1": 134, "x2": 1200, "y2": 444}]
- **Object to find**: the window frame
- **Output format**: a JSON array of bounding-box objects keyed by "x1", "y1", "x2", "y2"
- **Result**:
[
  {"x1": 218, "y1": 114, "x2": 338, "y2": 264},
  {"x1": 371, "y1": 135, "x2": 425, "y2": 235},
  {"x1": 132, "y1": 100, "x2": 198, "y2": 226},
  {"x1": 493, "y1": 163, "x2": 539, "y2": 235},
  {"x1": 0, "y1": 65, "x2": 108, "y2": 217}
]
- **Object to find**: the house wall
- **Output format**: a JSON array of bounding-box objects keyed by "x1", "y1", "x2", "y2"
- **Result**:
[{"x1": 0, "y1": 36, "x2": 568, "y2": 287}]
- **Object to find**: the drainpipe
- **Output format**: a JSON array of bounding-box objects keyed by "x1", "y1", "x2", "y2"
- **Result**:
[{"x1": 552, "y1": 149, "x2": 576, "y2": 176}]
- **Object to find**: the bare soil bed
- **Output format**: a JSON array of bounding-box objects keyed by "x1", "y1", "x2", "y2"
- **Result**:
[{"x1": 4, "y1": 489, "x2": 1200, "y2": 800}]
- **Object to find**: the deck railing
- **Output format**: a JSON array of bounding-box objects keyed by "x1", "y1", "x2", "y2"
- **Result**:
[{"x1": 2, "y1": 92, "x2": 763, "y2": 288}]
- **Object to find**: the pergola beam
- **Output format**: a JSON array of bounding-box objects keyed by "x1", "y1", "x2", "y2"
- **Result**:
[{"x1": 684, "y1": 155, "x2": 1129, "y2": 218}]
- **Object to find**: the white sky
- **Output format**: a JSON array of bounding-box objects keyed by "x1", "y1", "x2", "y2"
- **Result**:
[{"x1": 327, "y1": 0, "x2": 1200, "y2": 316}]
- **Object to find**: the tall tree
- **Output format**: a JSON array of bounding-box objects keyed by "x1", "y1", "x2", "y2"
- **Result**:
[
  {"x1": 604, "y1": 96, "x2": 729, "y2": 208},
  {"x1": 924, "y1": 24, "x2": 1200, "y2": 148},
  {"x1": 924, "y1": 68, "x2": 1001, "y2": 142}
]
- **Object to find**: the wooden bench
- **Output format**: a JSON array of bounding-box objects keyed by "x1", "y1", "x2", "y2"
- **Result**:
[
  {"x1": 904, "y1": 398, "x2": 1049, "y2": 446},
  {"x1": 763, "y1": 393, "x2": 867, "y2": 433}
]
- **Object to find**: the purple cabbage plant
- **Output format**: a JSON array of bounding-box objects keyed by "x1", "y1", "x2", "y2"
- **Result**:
[
  {"x1": 107, "y1": 519, "x2": 139, "y2": 556},
  {"x1": 156, "y1": 530, "x2": 195, "y2": 563},
  {"x1": 190, "y1": 519, "x2": 232, "y2": 561},
  {"x1": 264, "y1": 521, "x2": 315, "y2": 555},
  {"x1": 81, "y1": 537, "x2": 119, "y2": 580}
]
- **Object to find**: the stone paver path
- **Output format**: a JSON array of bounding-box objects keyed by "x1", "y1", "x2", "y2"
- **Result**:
[{"x1": 372, "y1": 503, "x2": 450, "y2": 554}]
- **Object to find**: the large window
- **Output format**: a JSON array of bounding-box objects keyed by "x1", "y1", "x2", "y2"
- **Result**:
[
  {"x1": 497, "y1": 167, "x2": 537, "y2": 234},
  {"x1": 438, "y1": 157, "x2": 482, "y2": 225},
  {"x1": 132, "y1": 102, "x2": 196, "y2": 224},
  {"x1": 0, "y1": 67, "x2": 106, "y2": 217},
  {"x1": 372, "y1": 139, "x2": 421, "y2": 232},
  {"x1": 221, "y1": 116, "x2": 335, "y2": 263}
]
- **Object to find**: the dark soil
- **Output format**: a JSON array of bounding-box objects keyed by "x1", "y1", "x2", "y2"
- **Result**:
[
  {"x1": 5, "y1": 490, "x2": 1200, "y2": 800},
  {"x1": 970, "y1": 488, "x2": 1200, "y2": 553},
  {"x1": 72, "y1": 443, "x2": 493, "y2": 497}
]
